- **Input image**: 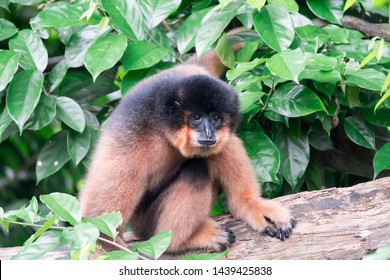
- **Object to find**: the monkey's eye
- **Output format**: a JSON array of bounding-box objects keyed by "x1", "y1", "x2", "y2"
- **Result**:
[
  {"x1": 189, "y1": 114, "x2": 203, "y2": 127},
  {"x1": 212, "y1": 115, "x2": 221, "y2": 122},
  {"x1": 193, "y1": 114, "x2": 202, "y2": 121}
]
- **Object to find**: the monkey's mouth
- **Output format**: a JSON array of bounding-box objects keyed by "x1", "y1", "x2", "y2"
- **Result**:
[{"x1": 197, "y1": 139, "x2": 217, "y2": 146}]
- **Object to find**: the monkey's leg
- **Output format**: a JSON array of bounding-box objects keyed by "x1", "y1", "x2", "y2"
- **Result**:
[
  {"x1": 132, "y1": 159, "x2": 234, "y2": 253},
  {"x1": 208, "y1": 135, "x2": 296, "y2": 240}
]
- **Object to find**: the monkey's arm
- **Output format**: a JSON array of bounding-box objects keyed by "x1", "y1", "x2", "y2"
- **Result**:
[
  {"x1": 208, "y1": 135, "x2": 295, "y2": 239},
  {"x1": 79, "y1": 133, "x2": 147, "y2": 229}
]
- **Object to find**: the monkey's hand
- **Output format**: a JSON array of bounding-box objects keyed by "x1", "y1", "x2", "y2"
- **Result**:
[
  {"x1": 264, "y1": 217, "x2": 296, "y2": 241},
  {"x1": 261, "y1": 200, "x2": 296, "y2": 241}
]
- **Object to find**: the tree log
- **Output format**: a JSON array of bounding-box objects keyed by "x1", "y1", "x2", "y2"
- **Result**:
[
  {"x1": 1, "y1": 177, "x2": 389, "y2": 260},
  {"x1": 342, "y1": 16, "x2": 390, "y2": 42}
]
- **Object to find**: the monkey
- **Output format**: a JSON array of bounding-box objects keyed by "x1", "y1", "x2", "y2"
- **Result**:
[{"x1": 79, "y1": 45, "x2": 296, "y2": 253}]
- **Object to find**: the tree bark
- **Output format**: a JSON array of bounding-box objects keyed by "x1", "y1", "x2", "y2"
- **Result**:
[{"x1": 1, "y1": 177, "x2": 389, "y2": 260}]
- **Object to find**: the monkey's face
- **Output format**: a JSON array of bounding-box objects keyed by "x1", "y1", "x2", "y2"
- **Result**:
[
  {"x1": 169, "y1": 110, "x2": 232, "y2": 158},
  {"x1": 159, "y1": 75, "x2": 239, "y2": 158}
]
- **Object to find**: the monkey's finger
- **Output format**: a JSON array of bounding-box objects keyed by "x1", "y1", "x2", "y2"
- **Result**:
[
  {"x1": 291, "y1": 218, "x2": 297, "y2": 228},
  {"x1": 217, "y1": 243, "x2": 227, "y2": 252},
  {"x1": 264, "y1": 226, "x2": 277, "y2": 237},
  {"x1": 276, "y1": 228, "x2": 285, "y2": 241},
  {"x1": 224, "y1": 226, "x2": 236, "y2": 244}
]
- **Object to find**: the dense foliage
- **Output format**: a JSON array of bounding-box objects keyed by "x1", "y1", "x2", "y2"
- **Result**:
[{"x1": 0, "y1": 0, "x2": 390, "y2": 259}]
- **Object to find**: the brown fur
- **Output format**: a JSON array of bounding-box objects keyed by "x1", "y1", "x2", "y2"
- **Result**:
[{"x1": 80, "y1": 42, "x2": 294, "y2": 254}]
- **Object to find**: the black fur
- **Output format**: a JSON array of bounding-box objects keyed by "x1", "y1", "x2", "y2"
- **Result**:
[{"x1": 106, "y1": 74, "x2": 239, "y2": 136}]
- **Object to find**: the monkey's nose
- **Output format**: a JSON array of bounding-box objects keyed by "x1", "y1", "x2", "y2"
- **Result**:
[{"x1": 198, "y1": 139, "x2": 216, "y2": 146}]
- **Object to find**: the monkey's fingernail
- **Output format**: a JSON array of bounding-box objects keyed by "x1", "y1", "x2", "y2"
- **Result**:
[
  {"x1": 264, "y1": 226, "x2": 276, "y2": 237},
  {"x1": 291, "y1": 219, "x2": 297, "y2": 228},
  {"x1": 218, "y1": 244, "x2": 227, "y2": 252},
  {"x1": 277, "y1": 228, "x2": 285, "y2": 240}
]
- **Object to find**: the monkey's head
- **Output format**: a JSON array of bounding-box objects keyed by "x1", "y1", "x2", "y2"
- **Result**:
[{"x1": 159, "y1": 75, "x2": 239, "y2": 158}]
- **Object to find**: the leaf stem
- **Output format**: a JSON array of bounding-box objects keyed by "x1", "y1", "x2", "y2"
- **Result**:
[
  {"x1": 0, "y1": 218, "x2": 148, "y2": 260},
  {"x1": 0, "y1": 218, "x2": 65, "y2": 230},
  {"x1": 97, "y1": 237, "x2": 149, "y2": 260},
  {"x1": 259, "y1": 76, "x2": 276, "y2": 118}
]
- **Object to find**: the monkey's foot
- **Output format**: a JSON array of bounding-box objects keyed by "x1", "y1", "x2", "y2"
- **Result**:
[
  {"x1": 264, "y1": 218, "x2": 296, "y2": 241},
  {"x1": 215, "y1": 226, "x2": 236, "y2": 252},
  {"x1": 180, "y1": 220, "x2": 236, "y2": 252}
]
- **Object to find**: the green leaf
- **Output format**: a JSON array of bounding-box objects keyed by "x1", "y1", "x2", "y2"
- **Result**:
[
  {"x1": 0, "y1": 108, "x2": 12, "y2": 141},
  {"x1": 299, "y1": 69, "x2": 342, "y2": 83},
  {"x1": 215, "y1": 33, "x2": 235, "y2": 69},
  {"x1": 8, "y1": 29, "x2": 48, "y2": 71},
  {"x1": 289, "y1": 12, "x2": 313, "y2": 28},
  {"x1": 345, "y1": 68, "x2": 386, "y2": 91},
  {"x1": 104, "y1": 250, "x2": 139, "y2": 260},
  {"x1": 61, "y1": 223, "x2": 99, "y2": 259},
  {"x1": 48, "y1": 59, "x2": 68, "y2": 93},
  {"x1": 363, "y1": 102, "x2": 390, "y2": 127},
  {"x1": 274, "y1": 125, "x2": 310, "y2": 189},
  {"x1": 32, "y1": 214, "x2": 57, "y2": 242},
  {"x1": 309, "y1": 128, "x2": 333, "y2": 151},
  {"x1": 374, "y1": 88, "x2": 390, "y2": 112},
  {"x1": 239, "y1": 131, "x2": 280, "y2": 182},
  {"x1": 344, "y1": 115, "x2": 376, "y2": 150},
  {"x1": 267, "y1": 0, "x2": 298, "y2": 12},
  {"x1": 226, "y1": 58, "x2": 266, "y2": 81},
  {"x1": 65, "y1": 24, "x2": 111, "y2": 68},
  {"x1": 130, "y1": 230, "x2": 172, "y2": 259},
  {"x1": 83, "y1": 212, "x2": 122, "y2": 239},
  {"x1": 31, "y1": 2, "x2": 83, "y2": 28},
  {"x1": 195, "y1": 2, "x2": 241, "y2": 56},
  {"x1": 176, "y1": 7, "x2": 212, "y2": 54},
  {"x1": 67, "y1": 130, "x2": 91, "y2": 166},
  {"x1": 0, "y1": 1, "x2": 10, "y2": 12},
  {"x1": 246, "y1": 0, "x2": 266, "y2": 11},
  {"x1": 0, "y1": 18, "x2": 18, "y2": 41},
  {"x1": 56, "y1": 96, "x2": 86, "y2": 133},
  {"x1": 307, "y1": 0, "x2": 343, "y2": 25},
  {"x1": 40, "y1": 192, "x2": 81, "y2": 225},
  {"x1": 28, "y1": 94, "x2": 57, "y2": 131},
  {"x1": 122, "y1": 41, "x2": 169, "y2": 71},
  {"x1": 331, "y1": 39, "x2": 390, "y2": 63},
  {"x1": 363, "y1": 246, "x2": 390, "y2": 260},
  {"x1": 58, "y1": 70, "x2": 118, "y2": 104},
  {"x1": 139, "y1": 0, "x2": 181, "y2": 29},
  {"x1": 373, "y1": 143, "x2": 390, "y2": 179},
  {"x1": 101, "y1": 0, "x2": 144, "y2": 41},
  {"x1": 266, "y1": 48, "x2": 306, "y2": 83},
  {"x1": 323, "y1": 25, "x2": 349, "y2": 44},
  {"x1": 238, "y1": 90, "x2": 264, "y2": 114},
  {"x1": 4, "y1": 197, "x2": 39, "y2": 223},
  {"x1": 305, "y1": 157, "x2": 321, "y2": 191},
  {"x1": 295, "y1": 25, "x2": 331, "y2": 50},
  {"x1": 181, "y1": 250, "x2": 228, "y2": 260},
  {"x1": 8, "y1": 0, "x2": 41, "y2": 6},
  {"x1": 253, "y1": 5, "x2": 294, "y2": 52},
  {"x1": 11, "y1": 231, "x2": 62, "y2": 260},
  {"x1": 305, "y1": 53, "x2": 339, "y2": 70},
  {"x1": 0, "y1": 50, "x2": 19, "y2": 92},
  {"x1": 269, "y1": 83, "x2": 326, "y2": 117},
  {"x1": 6, "y1": 70, "x2": 43, "y2": 133},
  {"x1": 36, "y1": 131, "x2": 71, "y2": 184},
  {"x1": 381, "y1": 72, "x2": 390, "y2": 93},
  {"x1": 84, "y1": 34, "x2": 127, "y2": 82},
  {"x1": 344, "y1": 0, "x2": 357, "y2": 11},
  {"x1": 236, "y1": 41, "x2": 259, "y2": 63}
]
